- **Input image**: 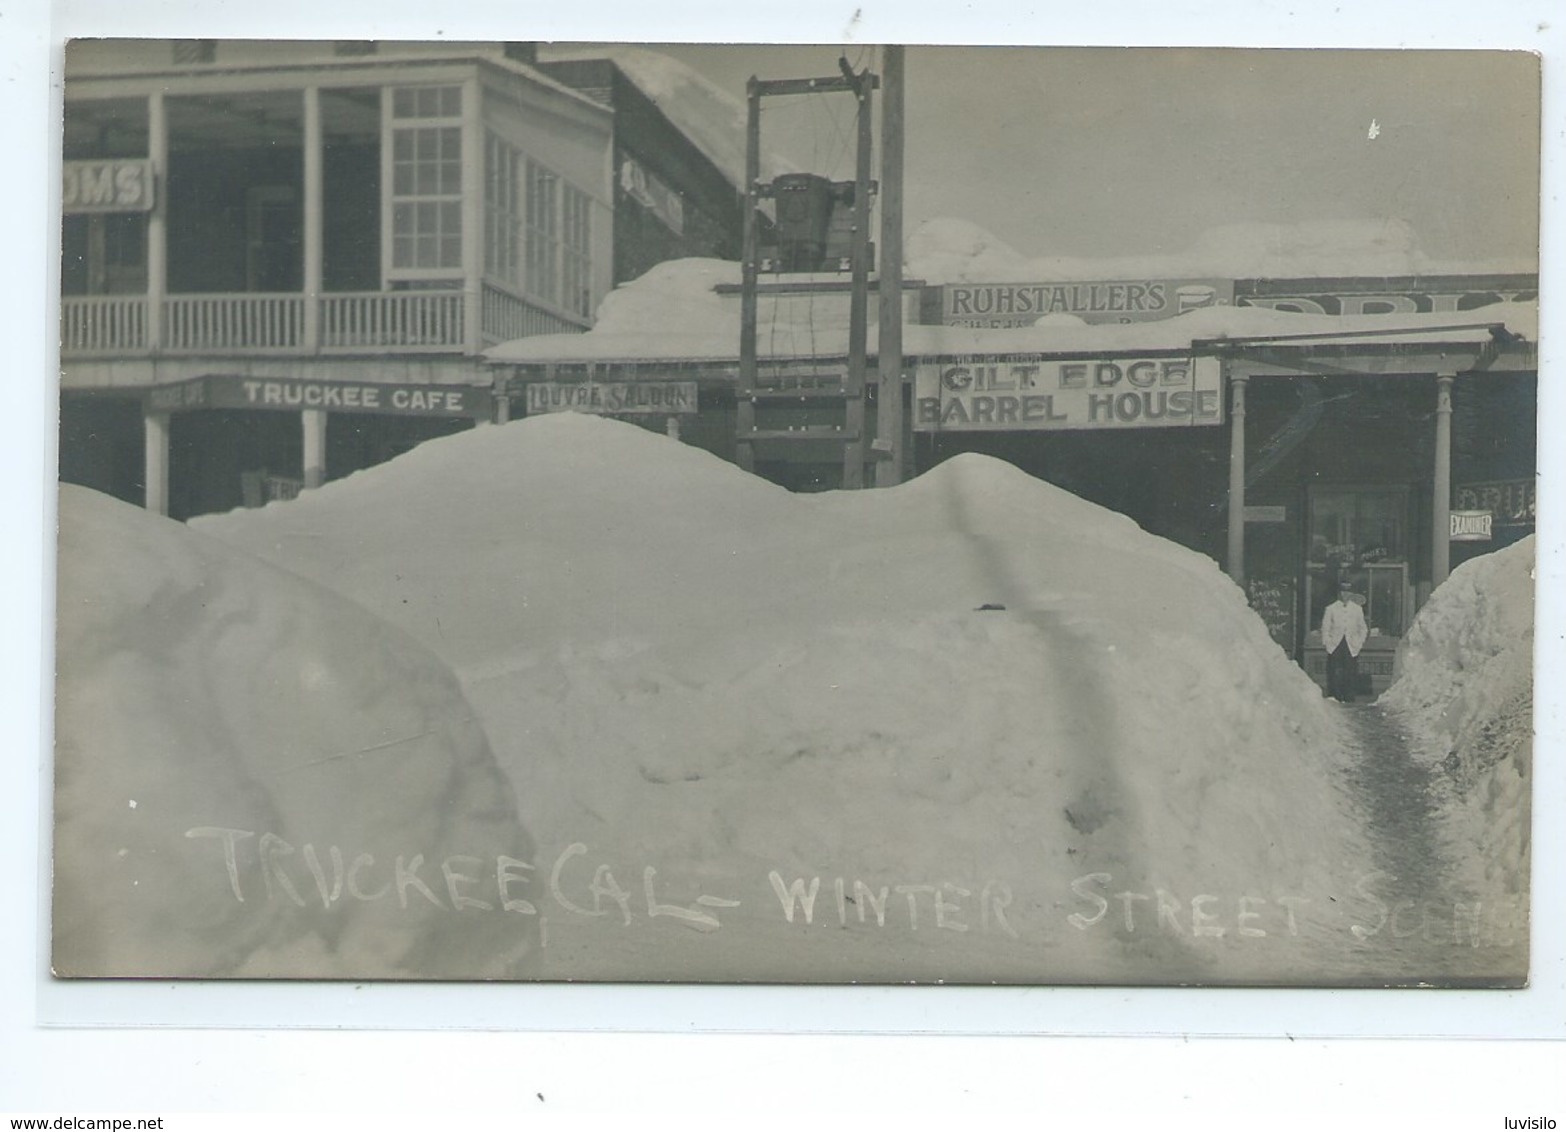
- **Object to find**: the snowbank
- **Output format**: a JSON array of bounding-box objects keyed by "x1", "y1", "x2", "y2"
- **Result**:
[
  {"x1": 1380, "y1": 537, "x2": 1534, "y2": 898},
  {"x1": 197, "y1": 415, "x2": 1369, "y2": 982},
  {"x1": 53, "y1": 486, "x2": 539, "y2": 979}
]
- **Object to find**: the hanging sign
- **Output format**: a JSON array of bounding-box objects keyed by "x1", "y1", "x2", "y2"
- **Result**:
[
  {"x1": 925, "y1": 279, "x2": 1233, "y2": 327},
  {"x1": 1449, "y1": 511, "x2": 1494, "y2": 542},
  {"x1": 1454, "y1": 480, "x2": 1535, "y2": 527},
  {"x1": 525, "y1": 382, "x2": 698, "y2": 416},
  {"x1": 63, "y1": 160, "x2": 155, "y2": 213},
  {"x1": 147, "y1": 375, "x2": 492, "y2": 419},
  {"x1": 914, "y1": 356, "x2": 1223, "y2": 432}
]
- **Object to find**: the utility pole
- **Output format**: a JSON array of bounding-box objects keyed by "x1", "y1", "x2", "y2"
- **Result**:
[
  {"x1": 874, "y1": 45, "x2": 906, "y2": 487},
  {"x1": 843, "y1": 58, "x2": 873, "y2": 489},
  {"x1": 735, "y1": 65, "x2": 880, "y2": 488}
]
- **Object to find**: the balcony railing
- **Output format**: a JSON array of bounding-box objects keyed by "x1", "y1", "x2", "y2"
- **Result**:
[
  {"x1": 322, "y1": 291, "x2": 464, "y2": 351},
  {"x1": 61, "y1": 296, "x2": 149, "y2": 354},
  {"x1": 61, "y1": 285, "x2": 586, "y2": 358},
  {"x1": 166, "y1": 293, "x2": 307, "y2": 351}
]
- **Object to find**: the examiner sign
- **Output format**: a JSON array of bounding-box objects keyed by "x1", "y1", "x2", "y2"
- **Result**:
[{"x1": 914, "y1": 356, "x2": 1223, "y2": 432}]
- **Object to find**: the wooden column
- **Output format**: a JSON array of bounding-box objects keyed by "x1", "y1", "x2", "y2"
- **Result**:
[
  {"x1": 302, "y1": 409, "x2": 326, "y2": 490},
  {"x1": 146, "y1": 91, "x2": 167, "y2": 350},
  {"x1": 1226, "y1": 372, "x2": 1249, "y2": 586},
  {"x1": 143, "y1": 411, "x2": 170, "y2": 516},
  {"x1": 461, "y1": 77, "x2": 484, "y2": 355},
  {"x1": 736, "y1": 78, "x2": 761, "y2": 473},
  {"x1": 874, "y1": 45, "x2": 906, "y2": 488},
  {"x1": 843, "y1": 68, "x2": 873, "y2": 489},
  {"x1": 1433, "y1": 373, "x2": 1456, "y2": 588},
  {"x1": 302, "y1": 86, "x2": 323, "y2": 351}
]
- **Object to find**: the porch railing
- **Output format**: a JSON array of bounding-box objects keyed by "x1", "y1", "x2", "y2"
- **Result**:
[
  {"x1": 321, "y1": 291, "x2": 465, "y2": 351},
  {"x1": 166, "y1": 294, "x2": 306, "y2": 352},
  {"x1": 61, "y1": 296, "x2": 148, "y2": 354},
  {"x1": 61, "y1": 287, "x2": 578, "y2": 358},
  {"x1": 480, "y1": 282, "x2": 587, "y2": 345}
]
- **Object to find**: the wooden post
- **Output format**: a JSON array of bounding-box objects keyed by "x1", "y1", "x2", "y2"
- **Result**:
[
  {"x1": 302, "y1": 409, "x2": 327, "y2": 490},
  {"x1": 843, "y1": 65, "x2": 873, "y2": 489},
  {"x1": 874, "y1": 46, "x2": 906, "y2": 488},
  {"x1": 736, "y1": 78, "x2": 761, "y2": 473},
  {"x1": 146, "y1": 91, "x2": 167, "y2": 350},
  {"x1": 1227, "y1": 372, "x2": 1248, "y2": 586},
  {"x1": 1433, "y1": 373, "x2": 1455, "y2": 588},
  {"x1": 143, "y1": 410, "x2": 170, "y2": 515},
  {"x1": 302, "y1": 86, "x2": 323, "y2": 352},
  {"x1": 461, "y1": 77, "x2": 484, "y2": 355}
]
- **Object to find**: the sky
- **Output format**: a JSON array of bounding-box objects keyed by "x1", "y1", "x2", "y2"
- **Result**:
[{"x1": 640, "y1": 44, "x2": 1540, "y2": 268}]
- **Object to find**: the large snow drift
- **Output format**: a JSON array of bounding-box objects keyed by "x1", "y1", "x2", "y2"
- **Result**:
[
  {"x1": 53, "y1": 486, "x2": 538, "y2": 979},
  {"x1": 196, "y1": 415, "x2": 1384, "y2": 983},
  {"x1": 1381, "y1": 537, "x2": 1534, "y2": 900}
]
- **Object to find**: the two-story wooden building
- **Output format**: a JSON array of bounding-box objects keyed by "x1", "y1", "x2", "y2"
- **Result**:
[{"x1": 59, "y1": 39, "x2": 744, "y2": 519}]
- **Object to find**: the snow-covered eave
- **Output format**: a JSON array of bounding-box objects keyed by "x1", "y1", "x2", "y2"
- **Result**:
[{"x1": 486, "y1": 301, "x2": 1538, "y2": 369}]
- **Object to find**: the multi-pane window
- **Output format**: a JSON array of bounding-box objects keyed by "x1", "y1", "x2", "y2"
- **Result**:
[
  {"x1": 525, "y1": 161, "x2": 559, "y2": 304},
  {"x1": 483, "y1": 133, "x2": 597, "y2": 318},
  {"x1": 561, "y1": 186, "x2": 592, "y2": 318},
  {"x1": 390, "y1": 85, "x2": 463, "y2": 273},
  {"x1": 484, "y1": 135, "x2": 521, "y2": 282}
]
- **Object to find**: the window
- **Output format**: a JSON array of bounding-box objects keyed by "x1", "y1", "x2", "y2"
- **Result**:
[
  {"x1": 484, "y1": 135, "x2": 521, "y2": 283},
  {"x1": 484, "y1": 134, "x2": 598, "y2": 318},
  {"x1": 561, "y1": 185, "x2": 592, "y2": 318},
  {"x1": 525, "y1": 161, "x2": 559, "y2": 303},
  {"x1": 334, "y1": 41, "x2": 377, "y2": 56},
  {"x1": 389, "y1": 85, "x2": 463, "y2": 275}
]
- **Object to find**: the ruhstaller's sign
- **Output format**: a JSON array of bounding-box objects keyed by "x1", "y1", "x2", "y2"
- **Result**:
[
  {"x1": 62, "y1": 160, "x2": 155, "y2": 213},
  {"x1": 914, "y1": 356, "x2": 1223, "y2": 432},
  {"x1": 525, "y1": 382, "x2": 698, "y2": 415},
  {"x1": 925, "y1": 279, "x2": 1233, "y2": 327}
]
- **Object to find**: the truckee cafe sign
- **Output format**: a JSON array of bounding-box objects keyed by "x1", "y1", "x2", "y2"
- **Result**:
[
  {"x1": 915, "y1": 356, "x2": 1224, "y2": 432},
  {"x1": 923, "y1": 279, "x2": 1233, "y2": 327},
  {"x1": 146, "y1": 375, "x2": 492, "y2": 419}
]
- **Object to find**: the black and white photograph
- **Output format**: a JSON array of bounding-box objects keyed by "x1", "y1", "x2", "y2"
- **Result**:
[{"x1": 50, "y1": 39, "x2": 1539, "y2": 989}]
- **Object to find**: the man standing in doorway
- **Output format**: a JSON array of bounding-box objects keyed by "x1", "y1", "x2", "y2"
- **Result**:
[{"x1": 1321, "y1": 579, "x2": 1369, "y2": 703}]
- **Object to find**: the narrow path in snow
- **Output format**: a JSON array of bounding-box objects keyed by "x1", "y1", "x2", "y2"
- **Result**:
[
  {"x1": 1331, "y1": 701, "x2": 1521, "y2": 984},
  {"x1": 1338, "y1": 703, "x2": 1451, "y2": 904}
]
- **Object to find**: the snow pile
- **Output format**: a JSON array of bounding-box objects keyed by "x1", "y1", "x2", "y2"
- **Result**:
[
  {"x1": 53, "y1": 486, "x2": 538, "y2": 979},
  {"x1": 1380, "y1": 537, "x2": 1534, "y2": 896},
  {"x1": 197, "y1": 415, "x2": 1365, "y2": 982},
  {"x1": 906, "y1": 217, "x2": 1535, "y2": 283}
]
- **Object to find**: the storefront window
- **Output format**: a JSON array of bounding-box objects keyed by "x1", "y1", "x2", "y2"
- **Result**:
[{"x1": 1307, "y1": 486, "x2": 1410, "y2": 638}]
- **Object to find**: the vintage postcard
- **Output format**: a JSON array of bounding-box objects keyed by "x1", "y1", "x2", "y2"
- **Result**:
[{"x1": 53, "y1": 41, "x2": 1538, "y2": 985}]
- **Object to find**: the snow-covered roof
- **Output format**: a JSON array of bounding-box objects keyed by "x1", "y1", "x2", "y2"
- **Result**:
[
  {"x1": 485, "y1": 252, "x2": 1537, "y2": 367},
  {"x1": 537, "y1": 45, "x2": 794, "y2": 188}
]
